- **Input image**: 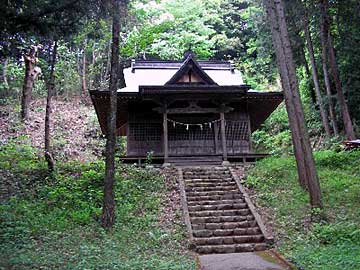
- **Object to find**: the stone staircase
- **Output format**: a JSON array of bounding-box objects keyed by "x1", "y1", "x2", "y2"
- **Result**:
[{"x1": 179, "y1": 166, "x2": 272, "y2": 254}]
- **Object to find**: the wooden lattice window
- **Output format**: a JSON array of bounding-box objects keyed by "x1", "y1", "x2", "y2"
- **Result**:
[
  {"x1": 217, "y1": 120, "x2": 249, "y2": 141},
  {"x1": 227, "y1": 121, "x2": 249, "y2": 140},
  {"x1": 129, "y1": 122, "x2": 162, "y2": 141}
]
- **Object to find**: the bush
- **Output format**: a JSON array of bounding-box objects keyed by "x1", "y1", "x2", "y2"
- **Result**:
[{"x1": 311, "y1": 222, "x2": 360, "y2": 245}]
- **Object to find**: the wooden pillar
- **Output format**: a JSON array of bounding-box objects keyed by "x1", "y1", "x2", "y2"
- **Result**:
[
  {"x1": 247, "y1": 116, "x2": 253, "y2": 153},
  {"x1": 246, "y1": 101, "x2": 253, "y2": 153},
  {"x1": 214, "y1": 122, "x2": 219, "y2": 154},
  {"x1": 163, "y1": 111, "x2": 169, "y2": 162},
  {"x1": 220, "y1": 112, "x2": 227, "y2": 161}
]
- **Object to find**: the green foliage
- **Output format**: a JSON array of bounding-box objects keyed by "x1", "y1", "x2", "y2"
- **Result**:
[
  {"x1": 55, "y1": 42, "x2": 81, "y2": 95},
  {"x1": 0, "y1": 60, "x2": 24, "y2": 104},
  {"x1": 137, "y1": 0, "x2": 218, "y2": 59},
  {"x1": 0, "y1": 143, "x2": 195, "y2": 270},
  {"x1": 252, "y1": 104, "x2": 293, "y2": 155},
  {"x1": 247, "y1": 150, "x2": 360, "y2": 270},
  {"x1": 310, "y1": 222, "x2": 360, "y2": 245}
]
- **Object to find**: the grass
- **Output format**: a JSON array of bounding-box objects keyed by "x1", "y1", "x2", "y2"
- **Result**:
[
  {"x1": 0, "y1": 141, "x2": 195, "y2": 270},
  {"x1": 247, "y1": 150, "x2": 360, "y2": 270}
]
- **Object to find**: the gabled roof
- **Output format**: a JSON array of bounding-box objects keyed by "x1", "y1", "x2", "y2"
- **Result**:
[
  {"x1": 165, "y1": 54, "x2": 218, "y2": 85},
  {"x1": 118, "y1": 56, "x2": 243, "y2": 92}
]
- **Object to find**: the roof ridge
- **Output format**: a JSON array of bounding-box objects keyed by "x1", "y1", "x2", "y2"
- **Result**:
[
  {"x1": 131, "y1": 59, "x2": 233, "y2": 72},
  {"x1": 165, "y1": 54, "x2": 218, "y2": 85}
]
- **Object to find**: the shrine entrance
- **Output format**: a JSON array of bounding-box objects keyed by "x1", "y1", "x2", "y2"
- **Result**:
[{"x1": 167, "y1": 113, "x2": 220, "y2": 156}]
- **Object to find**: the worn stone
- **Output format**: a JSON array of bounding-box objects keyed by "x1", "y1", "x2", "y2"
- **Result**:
[
  {"x1": 182, "y1": 166, "x2": 269, "y2": 256},
  {"x1": 193, "y1": 229, "x2": 213, "y2": 237}
]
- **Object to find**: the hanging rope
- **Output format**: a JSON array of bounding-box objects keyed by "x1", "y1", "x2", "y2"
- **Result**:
[{"x1": 167, "y1": 118, "x2": 223, "y2": 130}]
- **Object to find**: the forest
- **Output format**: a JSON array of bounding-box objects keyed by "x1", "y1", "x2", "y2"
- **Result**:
[{"x1": 0, "y1": 0, "x2": 359, "y2": 269}]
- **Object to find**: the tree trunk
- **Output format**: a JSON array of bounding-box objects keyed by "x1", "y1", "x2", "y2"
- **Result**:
[
  {"x1": 101, "y1": 0, "x2": 123, "y2": 229},
  {"x1": 104, "y1": 38, "x2": 112, "y2": 83},
  {"x1": 319, "y1": 0, "x2": 355, "y2": 140},
  {"x1": 303, "y1": 15, "x2": 331, "y2": 138},
  {"x1": 300, "y1": 47, "x2": 317, "y2": 105},
  {"x1": 44, "y1": 41, "x2": 58, "y2": 173},
  {"x1": 2, "y1": 58, "x2": 9, "y2": 90},
  {"x1": 82, "y1": 39, "x2": 87, "y2": 94},
  {"x1": 21, "y1": 46, "x2": 42, "y2": 120},
  {"x1": 264, "y1": 0, "x2": 323, "y2": 209},
  {"x1": 276, "y1": 0, "x2": 322, "y2": 209},
  {"x1": 264, "y1": 0, "x2": 307, "y2": 189},
  {"x1": 320, "y1": 34, "x2": 339, "y2": 136}
]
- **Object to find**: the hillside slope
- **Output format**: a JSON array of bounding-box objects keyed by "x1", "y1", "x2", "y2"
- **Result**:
[
  {"x1": 0, "y1": 98, "x2": 104, "y2": 162},
  {"x1": 246, "y1": 151, "x2": 360, "y2": 270}
]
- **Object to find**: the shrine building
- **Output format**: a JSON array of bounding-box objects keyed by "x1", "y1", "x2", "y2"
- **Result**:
[{"x1": 90, "y1": 52, "x2": 283, "y2": 165}]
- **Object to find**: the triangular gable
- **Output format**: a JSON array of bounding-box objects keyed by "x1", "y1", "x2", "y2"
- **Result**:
[{"x1": 165, "y1": 55, "x2": 218, "y2": 85}]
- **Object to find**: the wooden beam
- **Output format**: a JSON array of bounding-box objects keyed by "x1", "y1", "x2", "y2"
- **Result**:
[
  {"x1": 220, "y1": 112, "x2": 227, "y2": 161},
  {"x1": 153, "y1": 100, "x2": 233, "y2": 114},
  {"x1": 163, "y1": 111, "x2": 169, "y2": 161}
]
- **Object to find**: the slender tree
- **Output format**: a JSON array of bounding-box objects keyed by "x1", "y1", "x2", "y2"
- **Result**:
[
  {"x1": 104, "y1": 38, "x2": 112, "y2": 83},
  {"x1": 320, "y1": 33, "x2": 339, "y2": 136},
  {"x1": 264, "y1": 0, "x2": 323, "y2": 208},
  {"x1": 82, "y1": 39, "x2": 88, "y2": 94},
  {"x1": 44, "y1": 41, "x2": 58, "y2": 172},
  {"x1": 303, "y1": 13, "x2": 331, "y2": 137},
  {"x1": 21, "y1": 45, "x2": 42, "y2": 120},
  {"x1": 102, "y1": 0, "x2": 127, "y2": 229},
  {"x1": 2, "y1": 58, "x2": 9, "y2": 91},
  {"x1": 319, "y1": 0, "x2": 355, "y2": 140},
  {"x1": 300, "y1": 46, "x2": 317, "y2": 105}
]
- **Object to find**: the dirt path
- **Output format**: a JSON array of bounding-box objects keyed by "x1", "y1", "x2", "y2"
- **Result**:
[{"x1": 199, "y1": 251, "x2": 293, "y2": 270}]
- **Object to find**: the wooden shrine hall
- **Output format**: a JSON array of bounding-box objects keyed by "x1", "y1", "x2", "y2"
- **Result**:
[{"x1": 90, "y1": 52, "x2": 283, "y2": 165}]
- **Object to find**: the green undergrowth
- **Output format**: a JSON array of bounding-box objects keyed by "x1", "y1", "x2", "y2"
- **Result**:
[
  {"x1": 0, "y1": 141, "x2": 195, "y2": 270},
  {"x1": 247, "y1": 150, "x2": 360, "y2": 270}
]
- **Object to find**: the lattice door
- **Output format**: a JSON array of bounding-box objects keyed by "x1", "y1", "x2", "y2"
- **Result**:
[
  {"x1": 215, "y1": 120, "x2": 250, "y2": 154},
  {"x1": 168, "y1": 122, "x2": 216, "y2": 156}
]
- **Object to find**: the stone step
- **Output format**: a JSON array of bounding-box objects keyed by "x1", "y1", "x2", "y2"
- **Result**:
[
  {"x1": 184, "y1": 170, "x2": 231, "y2": 174},
  {"x1": 183, "y1": 167, "x2": 229, "y2": 173},
  {"x1": 196, "y1": 243, "x2": 268, "y2": 254},
  {"x1": 183, "y1": 167, "x2": 228, "y2": 171},
  {"x1": 183, "y1": 171, "x2": 231, "y2": 175},
  {"x1": 185, "y1": 181, "x2": 236, "y2": 187},
  {"x1": 186, "y1": 193, "x2": 243, "y2": 202},
  {"x1": 174, "y1": 161, "x2": 222, "y2": 166},
  {"x1": 188, "y1": 203, "x2": 247, "y2": 212},
  {"x1": 185, "y1": 177, "x2": 233, "y2": 181},
  {"x1": 191, "y1": 215, "x2": 255, "y2": 224},
  {"x1": 189, "y1": 209, "x2": 250, "y2": 217},
  {"x1": 180, "y1": 166, "x2": 268, "y2": 255},
  {"x1": 194, "y1": 235, "x2": 264, "y2": 246},
  {"x1": 185, "y1": 185, "x2": 238, "y2": 192},
  {"x1": 193, "y1": 227, "x2": 261, "y2": 238},
  {"x1": 183, "y1": 170, "x2": 230, "y2": 174},
  {"x1": 186, "y1": 190, "x2": 240, "y2": 197},
  {"x1": 183, "y1": 173, "x2": 232, "y2": 179},
  {"x1": 187, "y1": 199, "x2": 245, "y2": 206},
  {"x1": 192, "y1": 220, "x2": 258, "y2": 231}
]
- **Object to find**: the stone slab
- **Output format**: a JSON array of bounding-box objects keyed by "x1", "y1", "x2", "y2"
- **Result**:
[{"x1": 199, "y1": 251, "x2": 292, "y2": 270}]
